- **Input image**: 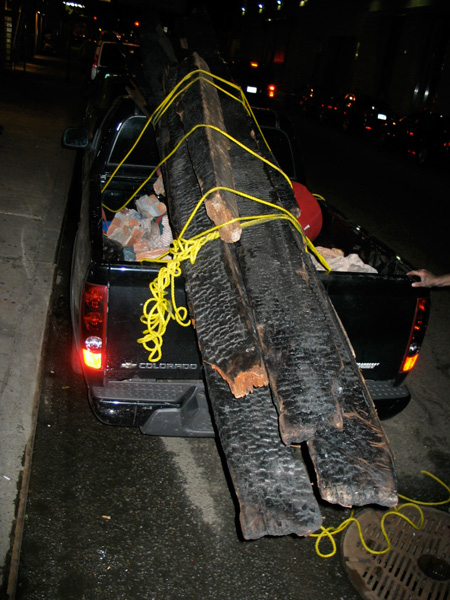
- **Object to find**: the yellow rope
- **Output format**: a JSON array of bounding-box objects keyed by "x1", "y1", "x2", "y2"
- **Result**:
[
  {"x1": 310, "y1": 470, "x2": 450, "y2": 558},
  {"x1": 398, "y1": 470, "x2": 450, "y2": 505},
  {"x1": 101, "y1": 69, "x2": 270, "y2": 198},
  {"x1": 137, "y1": 185, "x2": 330, "y2": 362},
  {"x1": 99, "y1": 66, "x2": 326, "y2": 360},
  {"x1": 101, "y1": 121, "x2": 288, "y2": 214}
]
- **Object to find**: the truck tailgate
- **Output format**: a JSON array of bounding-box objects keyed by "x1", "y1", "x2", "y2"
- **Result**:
[
  {"x1": 320, "y1": 271, "x2": 426, "y2": 381},
  {"x1": 105, "y1": 265, "x2": 202, "y2": 381}
]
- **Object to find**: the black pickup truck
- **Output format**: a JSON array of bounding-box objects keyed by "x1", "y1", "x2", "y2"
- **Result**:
[{"x1": 63, "y1": 94, "x2": 429, "y2": 436}]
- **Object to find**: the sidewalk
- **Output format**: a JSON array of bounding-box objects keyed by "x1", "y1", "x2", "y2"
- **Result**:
[{"x1": 0, "y1": 53, "x2": 84, "y2": 588}]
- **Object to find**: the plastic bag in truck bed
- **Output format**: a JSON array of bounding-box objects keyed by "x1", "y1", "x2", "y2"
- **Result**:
[{"x1": 312, "y1": 246, "x2": 378, "y2": 274}]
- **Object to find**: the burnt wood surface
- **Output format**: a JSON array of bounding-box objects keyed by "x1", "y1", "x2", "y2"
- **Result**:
[
  {"x1": 217, "y1": 89, "x2": 398, "y2": 507},
  {"x1": 203, "y1": 364, "x2": 323, "y2": 540},
  {"x1": 218, "y1": 81, "x2": 345, "y2": 444},
  {"x1": 220, "y1": 86, "x2": 397, "y2": 507},
  {"x1": 306, "y1": 286, "x2": 398, "y2": 508},
  {"x1": 155, "y1": 58, "x2": 325, "y2": 538},
  {"x1": 157, "y1": 89, "x2": 268, "y2": 400},
  {"x1": 176, "y1": 53, "x2": 241, "y2": 244},
  {"x1": 153, "y1": 50, "x2": 397, "y2": 538}
]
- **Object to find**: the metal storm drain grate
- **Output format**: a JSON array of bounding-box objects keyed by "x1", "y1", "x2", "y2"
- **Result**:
[{"x1": 342, "y1": 506, "x2": 450, "y2": 600}]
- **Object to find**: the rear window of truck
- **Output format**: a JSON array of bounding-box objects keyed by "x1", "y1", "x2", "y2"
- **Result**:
[{"x1": 108, "y1": 116, "x2": 160, "y2": 168}]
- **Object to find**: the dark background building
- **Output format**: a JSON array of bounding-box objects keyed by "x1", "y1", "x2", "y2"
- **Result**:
[
  {"x1": 1, "y1": 0, "x2": 449, "y2": 117},
  {"x1": 225, "y1": 0, "x2": 450, "y2": 116}
]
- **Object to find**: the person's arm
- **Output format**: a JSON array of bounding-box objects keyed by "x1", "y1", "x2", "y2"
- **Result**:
[{"x1": 407, "y1": 269, "x2": 450, "y2": 288}]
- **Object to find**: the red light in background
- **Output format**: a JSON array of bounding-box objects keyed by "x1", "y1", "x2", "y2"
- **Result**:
[{"x1": 273, "y1": 50, "x2": 285, "y2": 63}]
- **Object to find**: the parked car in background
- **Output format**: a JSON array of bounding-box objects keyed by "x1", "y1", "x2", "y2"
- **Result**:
[
  {"x1": 319, "y1": 92, "x2": 357, "y2": 130},
  {"x1": 83, "y1": 75, "x2": 147, "y2": 140},
  {"x1": 91, "y1": 36, "x2": 141, "y2": 81},
  {"x1": 297, "y1": 86, "x2": 327, "y2": 117},
  {"x1": 356, "y1": 98, "x2": 397, "y2": 136},
  {"x1": 379, "y1": 110, "x2": 450, "y2": 166},
  {"x1": 284, "y1": 85, "x2": 328, "y2": 118},
  {"x1": 319, "y1": 92, "x2": 395, "y2": 135},
  {"x1": 230, "y1": 60, "x2": 280, "y2": 106}
]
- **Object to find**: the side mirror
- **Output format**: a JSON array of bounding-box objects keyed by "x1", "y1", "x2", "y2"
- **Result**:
[{"x1": 62, "y1": 127, "x2": 90, "y2": 149}]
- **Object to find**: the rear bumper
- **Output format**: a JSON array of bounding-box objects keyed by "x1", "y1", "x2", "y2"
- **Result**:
[
  {"x1": 88, "y1": 377, "x2": 409, "y2": 436},
  {"x1": 366, "y1": 379, "x2": 411, "y2": 420},
  {"x1": 89, "y1": 379, "x2": 215, "y2": 437}
]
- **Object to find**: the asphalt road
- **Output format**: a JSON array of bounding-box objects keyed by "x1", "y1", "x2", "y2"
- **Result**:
[{"x1": 9, "y1": 110, "x2": 450, "y2": 600}]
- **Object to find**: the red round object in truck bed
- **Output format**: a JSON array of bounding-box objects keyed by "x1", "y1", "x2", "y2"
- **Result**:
[{"x1": 292, "y1": 181, "x2": 323, "y2": 242}]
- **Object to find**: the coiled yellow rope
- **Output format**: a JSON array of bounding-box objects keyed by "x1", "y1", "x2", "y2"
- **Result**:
[
  {"x1": 137, "y1": 185, "x2": 330, "y2": 362},
  {"x1": 310, "y1": 470, "x2": 450, "y2": 558}
]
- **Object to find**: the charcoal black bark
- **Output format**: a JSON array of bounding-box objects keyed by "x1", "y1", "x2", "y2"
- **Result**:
[{"x1": 153, "y1": 49, "x2": 397, "y2": 536}]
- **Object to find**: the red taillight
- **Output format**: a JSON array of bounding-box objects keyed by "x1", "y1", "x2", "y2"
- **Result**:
[
  {"x1": 83, "y1": 348, "x2": 102, "y2": 370},
  {"x1": 268, "y1": 84, "x2": 276, "y2": 98},
  {"x1": 84, "y1": 311, "x2": 104, "y2": 333},
  {"x1": 402, "y1": 355, "x2": 419, "y2": 372},
  {"x1": 400, "y1": 297, "x2": 429, "y2": 373},
  {"x1": 80, "y1": 283, "x2": 107, "y2": 370},
  {"x1": 84, "y1": 285, "x2": 104, "y2": 309}
]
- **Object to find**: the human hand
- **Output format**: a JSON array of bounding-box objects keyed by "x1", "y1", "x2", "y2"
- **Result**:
[{"x1": 407, "y1": 269, "x2": 450, "y2": 287}]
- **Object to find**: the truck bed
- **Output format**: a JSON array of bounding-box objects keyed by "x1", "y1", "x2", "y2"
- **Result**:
[{"x1": 95, "y1": 192, "x2": 427, "y2": 426}]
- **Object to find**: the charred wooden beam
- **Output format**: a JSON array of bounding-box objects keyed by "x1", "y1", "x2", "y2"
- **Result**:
[
  {"x1": 306, "y1": 288, "x2": 398, "y2": 508},
  {"x1": 156, "y1": 64, "x2": 268, "y2": 399},
  {"x1": 215, "y1": 95, "x2": 344, "y2": 444},
  {"x1": 155, "y1": 61, "x2": 323, "y2": 539},
  {"x1": 170, "y1": 53, "x2": 345, "y2": 444},
  {"x1": 203, "y1": 364, "x2": 323, "y2": 539},
  {"x1": 307, "y1": 368, "x2": 398, "y2": 508},
  {"x1": 218, "y1": 88, "x2": 397, "y2": 504},
  {"x1": 154, "y1": 50, "x2": 397, "y2": 535},
  {"x1": 176, "y1": 53, "x2": 241, "y2": 244}
]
